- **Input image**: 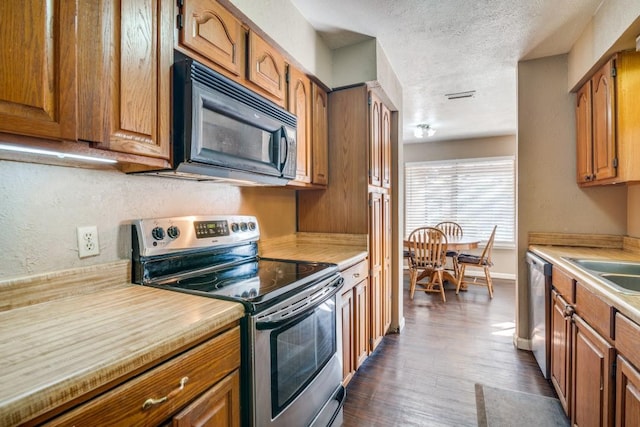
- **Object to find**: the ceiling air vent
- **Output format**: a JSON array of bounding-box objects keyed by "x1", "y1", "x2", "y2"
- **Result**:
[{"x1": 445, "y1": 90, "x2": 475, "y2": 100}]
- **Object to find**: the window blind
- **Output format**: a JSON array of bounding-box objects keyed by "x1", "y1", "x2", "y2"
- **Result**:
[{"x1": 405, "y1": 156, "x2": 515, "y2": 245}]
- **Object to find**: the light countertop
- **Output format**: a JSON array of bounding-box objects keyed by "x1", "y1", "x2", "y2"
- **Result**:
[
  {"x1": 259, "y1": 232, "x2": 368, "y2": 269},
  {"x1": 0, "y1": 266, "x2": 244, "y2": 426},
  {"x1": 529, "y1": 244, "x2": 640, "y2": 324}
]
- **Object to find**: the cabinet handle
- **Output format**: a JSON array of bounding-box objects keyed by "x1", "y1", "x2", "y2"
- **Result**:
[
  {"x1": 353, "y1": 273, "x2": 360, "y2": 278},
  {"x1": 142, "y1": 376, "x2": 189, "y2": 410},
  {"x1": 563, "y1": 305, "x2": 575, "y2": 319}
]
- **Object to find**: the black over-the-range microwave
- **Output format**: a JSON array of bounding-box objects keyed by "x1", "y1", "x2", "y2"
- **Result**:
[{"x1": 132, "y1": 52, "x2": 297, "y2": 185}]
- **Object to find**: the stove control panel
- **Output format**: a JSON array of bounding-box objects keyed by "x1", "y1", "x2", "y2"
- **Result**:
[{"x1": 133, "y1": 215, "x2": 260, "y2": 257}]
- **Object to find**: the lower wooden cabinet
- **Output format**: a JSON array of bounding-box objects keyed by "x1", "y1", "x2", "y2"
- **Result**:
[
  {"x1": 549, "y1": 266, "x2": 617, "y2": 426},
  {"x1": 616, "y1": 356, "x2": 640, "y2": 427},
  {"x1": 45, "y1": 326, "x2": 241, "y2": 427},
  {"x1": 339, "y1": 259, "x2": 369, "y2": 386},
  {"x1": 172, "y1": 369, "x2": 240, "y2": 427},
  {"x1": 571, "y1": 314, "x2": 614, "y2": 427},
  {"x1": 615, "y1": 312, "x2": 640, "y2": 426},
  {"x1": 550, "y1": 289, "x2": 572, "y2": 414}
]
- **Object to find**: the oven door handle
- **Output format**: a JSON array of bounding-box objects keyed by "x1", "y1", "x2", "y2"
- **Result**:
[{"x1": 256, "y1": 277, "x2": 343, "y2": 330}]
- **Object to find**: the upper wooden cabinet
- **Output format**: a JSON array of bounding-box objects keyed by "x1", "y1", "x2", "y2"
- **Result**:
[
  {"x1": 576, "y1": 51, "x2": 640, "y2": 186},
  {"x1": 77, "y1": 0, "x2": 172, "y2": 161},
  {"x1": 381, "y1": 103, "x2": 392, "y2": 189},
  {"x1": 311, "y1": 82, "x2": 329, "y2": 185},
  {"x1": 0, "y1": 1, "x2": 77, "y2": 141},
  {"x1": 178, "y1": 0, "x2": 244, "y2": 77},
  {"x1": 0, "y1": 0, "x2": 172, "y2": 170},
  {"x1": 288, "y1": 67, "x2": 312, "y2": 184},
  {"x1": 247, "y1": 30, "x2": 287, "y2": 106},
  {"x1": 369, "y1": 92, "x2": 383, "y2": 187},
  {"x1": 287, "y1": 68, "x2": 329, "y2": 188}
]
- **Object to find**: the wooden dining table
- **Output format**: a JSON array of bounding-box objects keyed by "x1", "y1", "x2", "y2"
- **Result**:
[{"x1": 403, "y1": 235, "x2": 482, "y2": 286}]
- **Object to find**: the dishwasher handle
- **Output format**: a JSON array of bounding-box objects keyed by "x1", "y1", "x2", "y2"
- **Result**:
[{"x1": 526, "y1": 251, "x2": 552, "y2": 276}]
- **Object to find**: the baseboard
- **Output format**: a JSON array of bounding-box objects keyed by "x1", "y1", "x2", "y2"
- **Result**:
[{"x1": 513, "y1": 334, "x2": 532, "y2": 350}]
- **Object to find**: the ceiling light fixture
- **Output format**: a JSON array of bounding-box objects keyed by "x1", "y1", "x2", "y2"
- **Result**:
[
  {"x1": 445, "y1": 90, "x2": 476, "y2": 100},
  {"x1": 414, "y1": 124, "x2": 436, "y2": 138}
]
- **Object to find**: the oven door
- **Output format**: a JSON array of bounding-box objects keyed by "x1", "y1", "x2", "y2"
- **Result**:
[{"x1": 251, "y1": 277, "x2": 343, "y2": 427}]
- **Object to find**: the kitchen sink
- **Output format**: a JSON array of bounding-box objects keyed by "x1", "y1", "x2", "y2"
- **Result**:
[
  {"x1": 568, "y1": 259, "x2": 640, "y2": 275},
  {"x1": 600, "y1": 274, "x2": 640, "y2": 293},
  {"x1": 564, "y1": 258, "x2": 640, "y2": 294}
]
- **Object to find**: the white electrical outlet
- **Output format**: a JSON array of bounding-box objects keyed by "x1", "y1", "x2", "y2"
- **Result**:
[{"x1": 77, "y1": 225, "x2": 100, "y2": 258}]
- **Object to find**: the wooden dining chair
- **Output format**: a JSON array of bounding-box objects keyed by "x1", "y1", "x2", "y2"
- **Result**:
[
  {"x1": 407, "y1": 227, "x2": 449, "y2": 302},
  {"x1": 455, "y1": 225, "x2": 497, "y2": 298},
  {"x1": 435, "y1": 221, "x2": 463, "y2": 276}
]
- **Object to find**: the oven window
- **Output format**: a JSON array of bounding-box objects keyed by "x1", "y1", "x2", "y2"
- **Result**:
[{"x1": 270, "y1": 298, "x2": 336, "y2": 416}]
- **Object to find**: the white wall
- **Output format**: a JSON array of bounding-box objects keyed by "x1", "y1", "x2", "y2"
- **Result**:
[
  {"x1": 0, "y1": 160, "x2": 297, "y2": 279},
  {"x1": 403, "y1": 135, "x2": 517, "y2": 278},
  {"x1": 568, "y1": 2, "x2": 640, "y2": 89}
]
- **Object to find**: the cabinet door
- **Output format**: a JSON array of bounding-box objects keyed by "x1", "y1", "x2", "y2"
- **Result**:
[
  {"x1": 382, "y1": 193, "x2": 392, "y2": 333},
  {"x1": 247, "y1": 30, "x2": 286, "y2": 106},
  {"x1": 173, "y1": 370, "x2": 240, "y2": 427},
  {"x1": 0, "y1": 1, "x2": 77, "y2": 141},
  {"x1": 369, "y1": 92, "x2": 382, "y2": 187},
  {"x1": 550, "y1": 290, "x2": 571, "y2": 415},
  {"x1": 341, "y1": 288, "x2": 355, "y2": 385},
  {"x1": 355, "y1": 280, "x2": 369, "y2": 369},
  {"x1": 78, "y1": 0, "x2": 171, "y2": 160},
  {"x1": 591, "y1": 59, "x2": 617, "y2": 182},
  {"x1": 576, "y1": 80, "x2": 593, "y2": 184},
  {"x1": 288, "y1": 67, "x2": 312, "y2": 184},
  {"x1": 381, "y1": 103, "x2": 392, "y2": 189},
  {"x1": 179, "y1": 0, "x2": 244, "y2": 77},
  {"x1": 311, "y1": 83, "x2": 329, "y2": 185},
  {"x1": 369, "y1": 192, "x2": 384, "y2": 352},
  {"x1": 572, "y1": 314, "x2": 614, "y2": 427},
  {"x1": 616, "y1": 356, "x2": 640, "y2": 427}
]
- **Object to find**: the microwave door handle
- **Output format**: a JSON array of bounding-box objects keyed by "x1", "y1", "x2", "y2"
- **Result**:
[{"x1": 279, "y1": 127, "x2": 289, "y2": 171}]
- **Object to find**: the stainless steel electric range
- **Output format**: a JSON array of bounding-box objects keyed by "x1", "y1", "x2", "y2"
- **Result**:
[{"x1": 131, "y1": 215, "x2": 345, "y2": 427}]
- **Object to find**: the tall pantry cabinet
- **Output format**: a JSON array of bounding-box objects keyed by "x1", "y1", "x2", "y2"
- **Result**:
[{"x1": 298, "y1": 84, "x2": 395, "y2": 359}]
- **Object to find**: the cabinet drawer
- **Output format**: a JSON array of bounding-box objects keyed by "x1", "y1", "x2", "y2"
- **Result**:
[
  {"x1": 552, "y1": 266, "x2": 574, "y2": 303},
  {"x1": 46, "y1": 326, "x2": 240, "y2": 426},
  {"x1": 341, "y1": 260, "x2": 368, "y2": 291},
  {"x1": 575, "y1": 282, "x2": 614, "y2": 340},
  {"x1": 615, "y1": 313, "x2": 640, "y2": 370}
]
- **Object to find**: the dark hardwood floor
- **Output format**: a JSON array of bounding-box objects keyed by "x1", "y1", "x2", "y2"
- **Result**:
[{"x1": 342, "y1": 274, "x2": 556, "y2": 426}]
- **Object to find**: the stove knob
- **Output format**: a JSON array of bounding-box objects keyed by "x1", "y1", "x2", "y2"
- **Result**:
[
  {"x1": 248, "y1": 222, "x2": 256, "y2": 231},
  {"x1": 151, "y1": 227, "x2": 165, "y2": 240},
  {"x1": 240, "y1": 222, "x2": 248, "y2": 231},
  {"x1": 167, "y1": 226, "x2": 180, "y2": 239},
  {"x1": 249, "y1": 288, "x2": 258, "y2": 297},
  {"x1": 230, "y1": 223, "x2": 239, "y2": 233},
  {"x1": 241, "y1": 290, "x2": 249, "y2": 298}
]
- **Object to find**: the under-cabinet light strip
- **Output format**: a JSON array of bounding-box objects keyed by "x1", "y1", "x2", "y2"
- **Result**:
[{"x1": 0, "y1": 143, "x2": 117, "y2": 164}]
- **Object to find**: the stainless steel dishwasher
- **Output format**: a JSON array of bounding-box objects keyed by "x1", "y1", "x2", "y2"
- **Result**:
[{"x1": 526, "y1": 251, "x2": 552, "y2": 379}]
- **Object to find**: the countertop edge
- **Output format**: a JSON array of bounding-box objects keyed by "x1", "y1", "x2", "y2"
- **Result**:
[{"x1": 529, "y1": 245, "x2": 640, "y2": 325}]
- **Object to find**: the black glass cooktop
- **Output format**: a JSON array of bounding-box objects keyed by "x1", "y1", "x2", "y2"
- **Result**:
[{"x1": 152, "y1": 257, "x2": 337, "y2": 311}]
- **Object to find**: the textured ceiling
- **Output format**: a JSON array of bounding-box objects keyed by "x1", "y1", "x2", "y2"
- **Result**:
[{"x1": 288, "y1": 0, "x2": 603, "y2": 143}]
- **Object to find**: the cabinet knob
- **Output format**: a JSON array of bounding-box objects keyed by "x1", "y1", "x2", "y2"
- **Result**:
[{"x1": 563, "y1": 305, "x2": 575, "y2": 319}]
